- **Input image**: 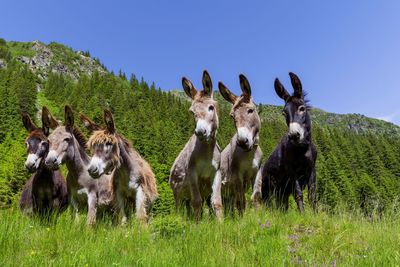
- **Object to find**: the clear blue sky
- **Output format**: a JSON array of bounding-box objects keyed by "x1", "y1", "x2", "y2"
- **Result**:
[{"x1": 2, "y1": 1, "x2": 400, "y2": 124}]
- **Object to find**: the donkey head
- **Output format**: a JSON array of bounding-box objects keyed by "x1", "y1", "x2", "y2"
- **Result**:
[
  {"x1": 22, "y1": 109, "x2": 51, "y2": 172},
  {"x1": 182, "y1": 70, "x2": 219, "y2": 142},
  {"x1": 85, "y1": 110, "x2": 120, "y2": 178},
  {"x1": 219, "y1": 74, "x2": 260, "y2": 151},
  {"x1": 275, "y1": 72, "x2": 311, "y2": 146},
  {"x1": 44, "y1": 106, "x2": 79, "y2": 170}
]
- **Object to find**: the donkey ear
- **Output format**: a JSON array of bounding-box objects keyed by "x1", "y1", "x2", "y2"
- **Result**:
[
  {"x1": 274, "y1": 78, "x2": 290, "y2": 101},
  {"x1": 239, "y1": 74, "x2": 251, "y2": 101},
  {"x1": 104, "y1": 109, "x2": 116, "y2": 134},
  {"x1": 202, "y1": 70, "x2": 213, "y2": 97},
  {"x1": 289, "y1": 72, "x2": 302, "y2": 98},
  {"x1": 42, "y1": 106, "x2": 59, "y2": 130},
  {"x1": 22, "y1": 112, "x2": 38, "y2": 132},
  {"x1": 80, "y1": 114, "x2": 100, "y2": 133},
  {"x1": 64, "y1": 105, "x2": 74, "y2": 129},
  {"x1": 182, "y1": 77, "x2": 197, "y2": 99},
  {"x1": 218, "y1": 81, "x2": 237, "y2": 104}
]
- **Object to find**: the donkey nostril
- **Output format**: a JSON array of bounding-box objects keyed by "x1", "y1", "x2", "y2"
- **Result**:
[
  {"x1": 88, "y1": 166, "x2": 97, "y2": 173},
  {"x1": 25, "y1": 163, "x2": 33, "y2": 169},
  {"x1": 289, "y1": 132, "x2": 300, "y2": 140}
]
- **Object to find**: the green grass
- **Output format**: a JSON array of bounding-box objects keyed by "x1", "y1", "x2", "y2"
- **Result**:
[
  {"x1": 0, "y1": 208, "x2": 399, "y2": 266},
  {"x1": 7, "y1": 41, "x2": 35, "y2": 58},
  {"x1": 36, "y1": 91, "x2": 62, "y2": 118}
]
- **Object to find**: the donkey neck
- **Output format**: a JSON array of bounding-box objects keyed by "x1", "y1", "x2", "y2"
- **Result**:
[
  {"x1": 116, "y1": 139, "x2": 135, "y2": 175},
  {"x1": 33, "y1": 162, "x2": 55, "y2": 183},
  {"x1": 193, "y1": 134, "x2": 217, "y2": 154},
  {"x1": 283, "y1": 134, "x2": 311, "y2": 156},
  {"x1": 66, "y1": 138, "x2": 90, "y2": 175}
]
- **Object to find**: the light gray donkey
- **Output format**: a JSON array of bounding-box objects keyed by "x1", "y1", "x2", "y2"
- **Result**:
[
  {"x1": 169, "y1": 70, "x2": 223, "y2": 220},
  {"x1": 217, "y1": 74, "x2": 262, "y2": 216}
]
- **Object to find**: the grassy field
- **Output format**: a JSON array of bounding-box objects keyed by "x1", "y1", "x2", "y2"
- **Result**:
[{"x1": 0, "y1": 207, "x2": 399, "y2": 266}]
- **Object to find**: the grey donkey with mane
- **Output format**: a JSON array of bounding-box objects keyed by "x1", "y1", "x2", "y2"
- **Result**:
[
  {"x1": 44, "y1": 106, "x2": 114, "y2": 225},
  {"x1": 169, "y1": 70, "x2": 223, "y2": 220},
  {"x1": 81, "y1": 110, "x2": 158, "y2": 224},
  {"x1": 216, "y1": 74, "x2": 262, "y2": 216}
]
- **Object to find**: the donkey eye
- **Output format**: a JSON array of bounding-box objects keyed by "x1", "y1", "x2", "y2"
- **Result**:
[
  {"x1": 64, "y1": 137, "x2": 70, "y2": 142},
  {"x1": 208, "y1": 105, "x2": 215, "y2": 112},
  {"x1": 298, "y1": 106, "x2": 306, "y2": 112},
  {"x1": 248, "y1": 109, "x2": 254, "y2": 114}
]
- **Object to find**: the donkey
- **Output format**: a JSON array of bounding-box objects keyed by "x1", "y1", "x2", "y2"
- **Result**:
[
  {"x1": 81, "y1": 110, "x2": 158, "y2": 224},
  {"x1": 44, "y1": 106, "x2": 114, "y2": 225},
  {"x1": 252, "y1": 72, "x2": 317, "y2": 212},
  {"x1": 169, "y1": 70, "x2": 222, "y2": 220},
  {"x1": 217, "y1": 74, "x2": 263, "y2": 216},
  {"x1": 19, "y1": 108, "x2": 68, "y2": 216}
]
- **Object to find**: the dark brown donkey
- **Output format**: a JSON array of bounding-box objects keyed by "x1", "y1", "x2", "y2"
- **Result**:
[
  {"x1": 253, "y1": 72, "x2": 317, "y2": 212},
  {"x1": 19, "y1": 108, "x2": 68, "y2": 215}
]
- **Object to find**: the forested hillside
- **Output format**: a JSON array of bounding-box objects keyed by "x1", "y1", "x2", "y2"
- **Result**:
[{"x1": 1, "y1": 38, "x2": 399, "y2": 214}]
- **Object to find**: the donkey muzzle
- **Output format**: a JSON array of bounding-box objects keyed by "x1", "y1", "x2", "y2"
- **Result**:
[
  {"x1": 237, "y1": 127, "x2": 254, "y2": 151},
  {"x1": 25, "y1": 154, "x2": 40, "y2": 173},
  {"x1": 288, "y1": 122, "x2": 305, "y2": 143},
  {"x1": 45, "y1": 151, "x2": 61, "y2": 170},
  {"x1": 88, "y1": 166, "x2": 101, "y2": 179}
]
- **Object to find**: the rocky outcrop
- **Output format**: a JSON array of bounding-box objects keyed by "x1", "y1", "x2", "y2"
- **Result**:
[{"x1": 14, "y1": 40, "x2": 106, "y2": 81}]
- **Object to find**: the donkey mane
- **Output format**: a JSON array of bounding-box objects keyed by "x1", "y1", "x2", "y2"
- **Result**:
[
  {"x1": 72, "y1": 127, "x2": 88, "y2": 149},
  {"x1": 26, "y1": 129, "x2": 47, "y2": 141},
  {"x1": 117, "y1": 134, "x2": 133, "y2": 149},
  {"x1": 193, "y1": 92, "x2": 213, "y2": 101},
  {"x1": 87, "y1": 130, "x2": 118, "y2": 148},
  {"x1": 232, "y1": 95, "x2": 253, "y2": 110},
  {"x1": 117, "y1": 135, "x2": 158, "y2": 201},
  {"x1": 285, "y1": 92, "x2": 312, "y2": 110}
]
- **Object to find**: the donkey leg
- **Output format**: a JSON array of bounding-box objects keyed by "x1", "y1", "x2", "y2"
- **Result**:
[
  {"x1": 276, "y1": 189, "x2": 289, "y2": 211},
  {"x1": 294, "y1": 180, "x2": 304, "y2": 213},
  {"x1": 184, "y1": 199, "x2": 193, "y2": 217},
  {"x1": 116, "y1": 192, "x2": 128, "y2": 225},
  {"x1": 223, "y1": 195, "x2": 234, "y2": 217},
  {"x1": 308, "y1": 168, "x2": 317, "y2": 212},
  {"x1": 189, "y1": 178, "x2": 202, "y2": 221},
  {"x1": 70, "y1": 196, "x2": 79, "y2": 222},
  {"x1": 87, "y1": 192, "x2": 98, "y2": 226},
  {"x1": 236, "y1": 194, "x2": 246, "y2": 216},
  {"x1": 211, "y1": 170, "x2": 223, "y2": 220},
  {"x1": 135, "y1": 186, "x2": 148, "y2": 223},
  {"x1": 235, "y1": 176, "x2": 246, "y2": 216},
  {"x1": 206, "y1": 195, "x2": 216, "y2": 217},
  {"x1": 282, "y1": 193, "x2": 290, "y2": 211},
  {"x1": 251, "y1": 169, "x2": 263, "y2": 209}
]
